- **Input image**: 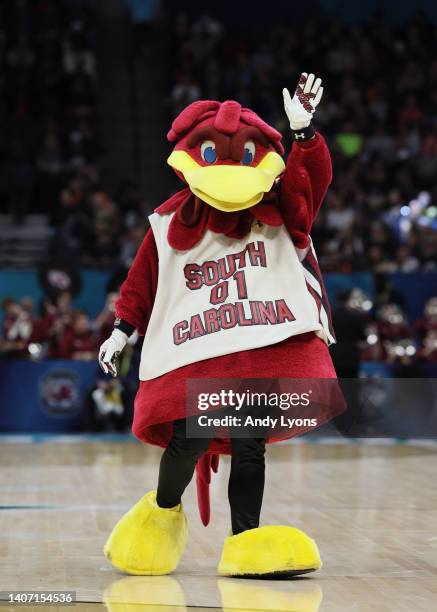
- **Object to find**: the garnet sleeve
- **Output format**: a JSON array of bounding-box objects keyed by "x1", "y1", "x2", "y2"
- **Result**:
[
  {"x1": 278, "y1": 132, "x2": 333, "y2": 249},
  {"x1": 115, "y1": 228, "x2": 159, "y2": 335}
]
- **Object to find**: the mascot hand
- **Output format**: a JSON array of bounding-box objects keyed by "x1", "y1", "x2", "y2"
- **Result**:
[
  {"x1": 283, "y1": 73, "x2": 323, "y2": 130},
  {"x1": 99, "y1": 329, "x2": 128, "y2": 377}
]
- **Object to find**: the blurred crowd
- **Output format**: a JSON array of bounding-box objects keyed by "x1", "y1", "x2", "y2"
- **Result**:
[
  {"x1": 0, "y1": 285, "x2": 142, "y2": 428},
  {"x1": 0, "y1": 0, "x2": 150, "y2": 268},
  {"x1": 2, "y1": 288, "x2": 437, "y2": 367},
  {"x1": 1, "y1": 7, "x2": 436, "y2": 274},
  {"x1": 1, "y1": 290, "x2": 115, "y2": 360},
  {"x1": 0, "y1": 0, "x2": 99, "y2": 218},
  {"x1": 168, "y1": 11, "x2": 437, "y2": 272},
  {"x1": 362, "y1": 299, "x2": 437, "y2": 366},
  {"x1": 52, "y1": 180, "x2": 148, "y2": 268},
  {"x1": 332, "y1": 289, "x2": 437, "y2": 371},
  {"x1": 0, "y1": 288, "x2": 138, "y2": 431}
]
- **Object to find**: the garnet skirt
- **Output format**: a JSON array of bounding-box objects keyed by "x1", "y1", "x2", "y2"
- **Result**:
[{"x1": 132, "y1": 332, "x2": 343, "y2": 454}]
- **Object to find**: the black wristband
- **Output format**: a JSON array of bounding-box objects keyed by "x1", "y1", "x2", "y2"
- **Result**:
[
  {"x1": 290, "y1": 123, "x2": 316, "y2": 142},
  {"x1": 114, "y1": 318, "x2": 136, "y2": 336}
]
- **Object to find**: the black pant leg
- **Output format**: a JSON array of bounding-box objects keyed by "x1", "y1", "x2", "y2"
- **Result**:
[
  {"x1": 228, "y1": 436, "x2": 266, "y2": 534},
  {"x1": 156, "y1": 418, "x2": 210, "y2": 508}
]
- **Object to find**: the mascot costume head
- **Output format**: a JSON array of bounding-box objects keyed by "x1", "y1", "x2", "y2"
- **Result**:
[
  {"x1": 168, "y1": 99, "x2": 285, "y2": 211},
  {"x1": 157, "y1": 100, "x2": 293, "y2": 250}
]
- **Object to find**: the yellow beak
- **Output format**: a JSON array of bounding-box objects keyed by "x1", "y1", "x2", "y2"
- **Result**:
[{"x1": 167, "y1": 150, "x2": 285, "y2": 212}]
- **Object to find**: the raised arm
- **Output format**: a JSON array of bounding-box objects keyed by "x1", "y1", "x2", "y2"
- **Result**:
[{"x1": 279, "y1": 73, "x2": 332, "y2": 249}]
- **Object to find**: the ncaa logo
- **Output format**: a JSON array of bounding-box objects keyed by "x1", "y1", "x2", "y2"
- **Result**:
[{"x1": 39, "y1": 370, "x2": 81, "y2": 417}]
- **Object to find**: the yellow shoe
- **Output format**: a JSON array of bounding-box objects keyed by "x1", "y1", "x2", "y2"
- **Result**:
[
  {"x1": 218, "y1": 579, "x2": 323, "y2": 612},
  {"x1": 104, "y1": 490, "x2": 188, "y2": 575},
  {"x1": 218, "y1": 525, "x2": 322, "y2": 578}
]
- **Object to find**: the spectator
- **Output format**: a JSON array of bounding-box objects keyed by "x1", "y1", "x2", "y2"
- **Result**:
[
  {"x1": 0, "y1": 297, "x2": 33, "y2": 356},
  {"x1": 416, "y1": 297, "x2": 437, "y2": 338},
  {"x1": 417, "y1": 329, "x2": 437, "y2": 364},
  {"x1": 394, "y1": 245, "x2": 420, "y2": 272},
  {"x1": 86, "y1": 378, "x2": 128, "y2": 432},
  {"x1": 30, "y1": 297, "x2": 58, "y2": 354},
  {"x1": 58, "y1": 309, "x2": 98, "y2": 360},
  {"x1": 377, "y1": 303, "x2": 411, "y2": 342}
]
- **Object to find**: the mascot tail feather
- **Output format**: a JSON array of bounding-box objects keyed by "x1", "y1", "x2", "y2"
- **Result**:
[{"x1": 196, "y1": 453, "x2": 220, "y2": 526}]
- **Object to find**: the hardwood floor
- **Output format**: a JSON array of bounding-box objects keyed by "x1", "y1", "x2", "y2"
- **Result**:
[{"x1": 1, "y1": 439, "x2": 436, "y2": 611}]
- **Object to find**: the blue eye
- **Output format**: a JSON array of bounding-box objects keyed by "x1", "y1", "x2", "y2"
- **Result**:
[
  {"x1": 201, "y1": 140, "x2": 217, "y2": 164},
  {"x1": 242, "y1": 140, "x2": 255, "y2": 165}
]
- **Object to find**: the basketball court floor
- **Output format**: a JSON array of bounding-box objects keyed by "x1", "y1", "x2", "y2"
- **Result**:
[{"x1": 1, "y1": 437, "x2": 437, "y2": 611}]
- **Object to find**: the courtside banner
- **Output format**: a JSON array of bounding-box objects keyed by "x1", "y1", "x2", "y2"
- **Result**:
[{"x1": 185, "y1": 378, "x2": 437, "y2": 439}]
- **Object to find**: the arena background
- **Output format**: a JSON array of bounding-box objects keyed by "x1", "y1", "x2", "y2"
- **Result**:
[
  {"x1": 1, "y1": 2, "x2": 437, "y2": 611},
  {"x1": 1, "y1": 0, "x2": 436, "y2": 435}
]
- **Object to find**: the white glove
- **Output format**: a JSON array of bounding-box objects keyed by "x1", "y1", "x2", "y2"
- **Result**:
[
  {"x1": 99, "y1": 329, "x2": 128, "y2": 377},
  {"x1": 283, "y1": 73, "x2": 324, "y2": 130}
]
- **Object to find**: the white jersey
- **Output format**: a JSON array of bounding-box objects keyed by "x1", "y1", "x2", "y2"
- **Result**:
[{"x1": 139, "y1": 212, "x2": 335, "y2": 380}]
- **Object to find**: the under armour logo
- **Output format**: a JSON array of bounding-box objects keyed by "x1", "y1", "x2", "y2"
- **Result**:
[{"x1": 295, "y1": 132, "x2": 306, "y2": 140}]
